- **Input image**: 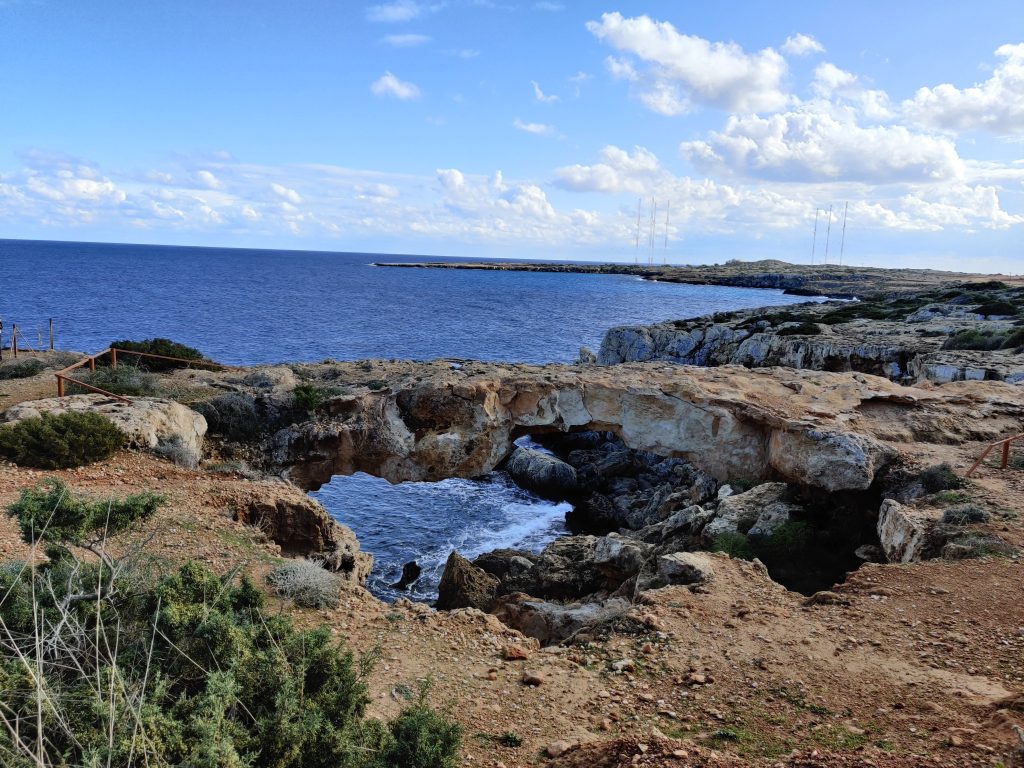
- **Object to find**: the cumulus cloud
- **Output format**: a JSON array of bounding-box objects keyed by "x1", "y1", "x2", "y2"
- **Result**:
[
  {"x1": 587, "y1": 12, "x2": 789, "y2": 113},
  {"x1": 371, "y1": 71, "x2": 421, "y2": 100},
  {"x1": 513, "y1": 118, "x2": 557, "y2": 136},
  {"x1": 271, "y1": 182, "x2": 302, "y2": 204},
  {"x1": 782, "y1": 33, "x2": 825, "y2": 56},
  {"x1": 381, "y1": 33, "x2": 431, "y2": 47},
  {"x1": 531, "y1": 80, "x2": 559, "y2": 103},
  {"x1": 903, "y1": 43, "x2": 1024, "y2": 134},
  {"x1": 195, "y1": 170, "x2": 224, "y2": 190},
  {"x1": 555, "y1": 145, "x2": 660, "y2": 193},
  {"x1": 366, "y1": 1, "x2": 424, "y2": 23},
  {"x1": 681, "y1": 106, "x2": 966, "y2": 183},
  {"x1": 812, "y1": 62, "x2": 857, "y2": 97}
]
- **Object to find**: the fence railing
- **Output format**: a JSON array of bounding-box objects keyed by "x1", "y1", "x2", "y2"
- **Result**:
[
  {"x1": 965, "y1": 433, "x2": 1024, "y2": 477},
  {"x1": 54, "y1": 348, "x2": 231, "y2": 403}
]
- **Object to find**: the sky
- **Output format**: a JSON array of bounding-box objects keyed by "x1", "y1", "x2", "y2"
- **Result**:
[{"x1": 1, "y1": 1, "x2": 1023, "y2": 271}]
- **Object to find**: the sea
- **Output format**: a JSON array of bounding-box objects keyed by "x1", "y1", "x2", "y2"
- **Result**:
[{"x1": 1, "y1": 238, "x2": 817, "y2": 600}]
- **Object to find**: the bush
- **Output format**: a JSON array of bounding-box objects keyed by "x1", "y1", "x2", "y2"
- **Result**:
[
  {"x1": 153, "y1": 434, "x2": 200, "y2": 468},
  {"x1": 293, "y1": 382, "x2": 332, "y2": 413},
  {"x1": 776, "y1": 321, "x2": 821, "y2": 337},
  {"x1": 110, "y1": 337, "x2": 208, "y2": 371},
  {"x1": 366, "y1": 379, "x2": 388, "y2": 391},
  {"x1": 918, "y1": 463, "x2": 965, "y2": 493},
  {"x1": 0, "y1": 359, "x2": 44, "y2": 380},
  {"x1": 267, "y1": 559, "x2": 342, "y2": 609},
  {"x1": 711, "y1": 532, "x2": 756, "y2": 560},
  {"x1": 8, "y1": 477, "x2": 162, "y2": 552},
  {"x1": 974, "y1": 301, "x2": 1018, "y2": 317},
  {"x1": 66, "y1": 363, "x2": 157, "y2": 396},
  {"x1": 0, "y1": 488, "x2": 461, "y2": 768},
  {"x1": 941, "y1": 504, "x2": 990, "y2": 525},
  {"x1": 0, "y1": 411, "x2": 125, "y2": 469},
  {"x1": 194, "y1": 392, "x2": 263, "y2": 440},
  {"x1": 942, "y1": 329, "x2": 1005, "y2": 351}
]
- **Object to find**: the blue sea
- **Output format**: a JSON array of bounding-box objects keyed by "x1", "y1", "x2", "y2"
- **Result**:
[{"x1": 1, "y1": 238, "x2": 815, "y2": 600}]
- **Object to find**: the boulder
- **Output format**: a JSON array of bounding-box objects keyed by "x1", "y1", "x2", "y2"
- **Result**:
[
  {"x1": 492, "y1": 593, "x2": 631, "y2": 644},
  {"x1": 2, "y1": 394, "x2": 207, "y2": 464},
  {"x1": 656, "y1": 552, "x2": 715, "y2": 585},
  {"x1": 592, "y1": 534, "x2": 653, "y2": 584},
  {"x1": 877, "y1": 499, "x2": 933, "y2": 563},
  {"x1": 436, "y1": 552, "x2": 499, "y2": 611},
  {"x1": 391, "y1": 561, "x2": 422, "y2": 590},
  {"x1": 703, "y1": 483, "x2": 800, "y2": 541},
  {"x1": 504, "y1": 446, "x2": 578, "y2": 500}
]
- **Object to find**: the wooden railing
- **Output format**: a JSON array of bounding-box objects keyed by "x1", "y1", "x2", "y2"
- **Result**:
[
  {"x1": 966, "y1": 433, "x2": 1024, "y2": 477},
  {"x1": 54, "y1": 348, "x2": 230, "y2": 403}
]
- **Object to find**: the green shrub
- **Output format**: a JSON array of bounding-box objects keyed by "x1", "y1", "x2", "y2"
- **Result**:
[
  {"x1": 711, "y1": 532, "x2": 756, "y2": 560},
  {"x1": 918, "y1": 463, "x2": 965, "y2": 493},
  {"x1": 110, "y1": 337, "x2": 208, "y2": 371},
  {"x1": 366, "y1": 379, "x2": 388, "y2": 391},
  {"x1": 267, "y1": 559, "x2": 342, "y2": 609},
  {"x1": 776, "y1": 321, "x2": 821, "y2": 337},
  {"x1": 66, "y1": 363, "x2": 157, "y2": 396},
  {"x1": 756, "y1": 521, "x2": 812, "y2": 558},
  {"x1": 8, "y1": 478, "x2": 162, "y2": 555},
  {"x1": 293, "y1": 382, "x2": 333, "y2": 413},
  {"x1": 497, "y1": 732, "x2": 523, "y2": 747},
  {"x1": 0, "y1": 489, "x2": 461, "y2": 768},
  {"x1": 974, "y1": 301, "x2": 1018, "y2": 317},
  {"x1": 942, "y1": 329, "x2": 1005, "y2": 351},
  {"x1": 0, "y1": 359, "x2": 44, "y2": 380},
  {"x1": 0, "y1": 411, "x2": 125, "y2": 469},
  {"x1": 194, "y1": 393, "x2": 263, "y2": 440}
]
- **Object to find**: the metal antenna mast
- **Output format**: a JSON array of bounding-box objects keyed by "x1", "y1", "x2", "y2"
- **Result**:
[
  {"x1": 810, "y1": 208, "x2": 819, "y2": 265},
  {"x1": 823, "y1": 204, "x2": 833, "y2": 264},
  {"x1": 663, "y1": 201, "x2": 670, "y2": 264},
  {"x1": 839, "y1": 201, "x2": 849, "y2": 266}
]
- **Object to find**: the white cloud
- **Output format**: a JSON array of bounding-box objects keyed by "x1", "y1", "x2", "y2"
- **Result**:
[
  {"x1": 903, "y1": 43, "x2": 1024, "y2": 134},
  {"x1": 195, "y1": 170, "x2": 224, "y2": 190},
  {"x1": 605, "y1": 56, "x2": 638, "y2": 81},
  {"x1": 381, "y1": 33, "x2": 431, "y2": 47},
  {"x1": 271, "y1": 182, "x2": 302, "y2": 204},
  {"x1": 587, "y1": 12, "x2": 789, "y2": 113},
  {"x1": 681, "y1": 106, "x2": 966, "y2": 184},
  {"x1": 513, "y1": 118, "x2": 557, "y2": 136},
  {"x1": 443, "y1": 48, "x2": 480, "y2": 59},
  {"x1": 531, "y1": 80, "x2": 559, "y2": 103},
  {"x1": 371, "y1": 71, "x2": 421, "y2": 100},
  {"x1": 812, "y1": 62, "x2": 857, "y2": 97},
  {"x1": 366, "y1": 0, "x2": 424, "y2": 23},
  {"x1": 782, "y1": 33, "x2": 825, "y2": 57},
  {"x1": 555, "y1": 145, "x2": 660, "y2": 193},
  {"x1": 638, "y1": 80, "x2": 688, "y2": 116}
]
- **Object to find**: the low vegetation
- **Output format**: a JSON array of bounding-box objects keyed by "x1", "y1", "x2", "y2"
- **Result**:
[
  {"x1": 66, "y1": 362, "x2": 158, "y2": 396},
  {"x1": 0, "y1": 411, "x2": 124, "y2": 469},
  {"x1": 0, "y1": 480, "x2": 462, "y2": 767},
  {"x1": 941, "y1": 327, "x2": 1024, "y2": 352},
  {"x1": 110, "y1": 337, "x2": 210, "y2": 371},
  {"x1": 194, "y1": 392, "x2": 264, "y2": 440},
  {"x1": 267, "y1": 558, "x2": 342, "y2": 608},
  {"x1": 0, "y1": 358, "x2": 44, "y2": 379},
  {"x1": 918, "y1": 463, "x2": 965, "y2": 494},
  {"x1": 776, "y1": 321, "x2": 821, "y2": 337}
]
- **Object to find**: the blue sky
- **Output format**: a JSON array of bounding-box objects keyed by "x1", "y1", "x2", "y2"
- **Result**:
[{"x1": 1, "y1": 1, "x2": 1023, "y2": 271}]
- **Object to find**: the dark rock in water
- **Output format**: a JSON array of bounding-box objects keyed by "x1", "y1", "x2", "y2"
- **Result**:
[
  {"x1": 473, "y1": 536, "x2": 603, "y2": 602},
  {"x1": 504, "y1": 446, "x2": 578, "y2": 501},
  {"x1": 436, "y1": 552, "x2": 498, "y2": 611},
  {"x1": 391, "y1": 560, "x2": 422, "y2": 590}
]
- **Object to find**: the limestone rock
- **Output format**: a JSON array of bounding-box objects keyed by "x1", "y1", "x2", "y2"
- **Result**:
[
  {"x1": 2, "y1": 394, "x2": 206, "y2": 464},
  {"x1": 877, "y1": 499, "x2": 932, "y2": 563},
  {"x1": 593, "y1": 533, "x2": 653, "y2": 584},
  {"x1": 437, "y1": 552, "x2": 499, "y2": 611},
  {"x1": 492, "y1": 593, "x2": 631, "y2": 644},
  {"x1": 656, "y1": 552, "x2": 714, "y2": 585},
  {"x1": 504, "y1": 446, "x2": 578, "y2": 500},
  {"x1": 704, "y1": 483, "x2": 800, "y2": 540}
]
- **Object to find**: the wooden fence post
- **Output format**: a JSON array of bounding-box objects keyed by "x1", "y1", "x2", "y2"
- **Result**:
[
  {"x1": 57, "y1": 375, "x2": 64, "y2": 397},
  {"x1": 1002, "y1": 441, "x2": 1011, "y2": 469},
  {"x1": 49, "y1": 319, "x2": 54, "y2": 351},
  {"x1": 111, "y1": 348, "x2": 118, "y2": 368}
]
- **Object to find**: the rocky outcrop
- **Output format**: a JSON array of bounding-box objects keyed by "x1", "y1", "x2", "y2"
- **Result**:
[
  {"x1": 491, "y1": 594, "x2": 631, "y2": 645},
  {"x1": 703, "y1": 483, "x2": 802, "y2": 541},
  {"x1": 504, "y1": 446, "x2": 578, "y2": 500},
  {"x1": 436, "y1": 552, "x2": 499, "y2": 610},
  {"x1": 227, "y1": 484, "x2": 372, "y2": 583},
  {"x1": 260, "y1": 361, "x2": 1024, "y2": 496},
  {"x1": 2, "y1": 394, "x2": 207, "y2": 464}
]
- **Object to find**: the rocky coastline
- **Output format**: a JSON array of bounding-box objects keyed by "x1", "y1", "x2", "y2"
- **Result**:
[{"x1": 2, "y1": 263, "x2": 1024, "y2": 764}]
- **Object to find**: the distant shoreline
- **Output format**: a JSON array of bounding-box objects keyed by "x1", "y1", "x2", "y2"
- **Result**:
[{"x1": 373, "y1": 258, "x2": 1023, "y2": 301}]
